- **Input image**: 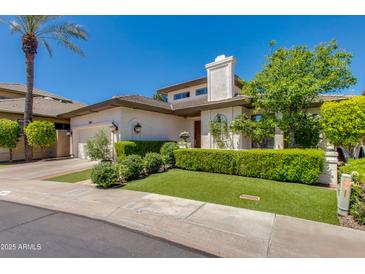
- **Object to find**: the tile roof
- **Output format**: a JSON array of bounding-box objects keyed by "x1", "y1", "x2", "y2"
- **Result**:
[
  {"x1": 59, "y1": 93, "x2": 355, "y2": 118},
  {"x1": 0, "y1": 97, "x2": 85, "y2": 118},
  {"x1": 157, "y1": 75, "x2": 244, "y2": 94},
  {"x1": 0, "y1": 83, "x2": 73, "y2": 102}
]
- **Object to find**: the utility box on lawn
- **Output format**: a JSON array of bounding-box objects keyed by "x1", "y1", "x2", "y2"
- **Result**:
[{"x1": 337, "y1": 173, "x2": 353, "y2": 216}]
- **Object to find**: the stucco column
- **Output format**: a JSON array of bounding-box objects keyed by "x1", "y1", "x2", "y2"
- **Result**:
[
  {"x1": 274, "y1": 128, "x2": 284, "y2": 149},
  {"x1": 274, "y1": 113, "x2": 284, "y2": 149},
  {"x1": 318, "y1": 139, "x2": 338, "y2": 187}
]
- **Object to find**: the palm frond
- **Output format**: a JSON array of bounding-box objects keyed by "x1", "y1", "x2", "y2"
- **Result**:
[
  {"x1": 40, "y1": 39, "x2": 53, "y2": 57},
  {"x1": 8, "y1": 20, "x2": 24, "y2": 34},
  {"x1": 37, "y1": 22, "x2": 88, "y2": 40},
  {"x1": 57, "y1": 37, "x2": 85, "y2": 57},
  {"x1": 1, "y1": 15, "x2": 87, "y2": 57}
]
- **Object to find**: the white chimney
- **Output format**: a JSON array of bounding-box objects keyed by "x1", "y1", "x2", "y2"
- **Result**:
[{"x1": 205, "y1": 55, "x2": 236, "y2": 102}]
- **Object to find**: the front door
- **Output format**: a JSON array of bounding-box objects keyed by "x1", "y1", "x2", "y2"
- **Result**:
[{"x1": 194, "y1": 120, "x2": 201, "y2": 148}]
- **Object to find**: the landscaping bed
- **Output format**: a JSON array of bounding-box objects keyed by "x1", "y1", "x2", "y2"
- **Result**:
[
  {"x1": 339, "y1": 158, "x2": 365, "y2": 226},
  {"x1": 124, "y1": 169, "x2": 339, "y2": 225}
]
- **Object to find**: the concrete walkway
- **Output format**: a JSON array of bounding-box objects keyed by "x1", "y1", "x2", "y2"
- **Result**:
[{"x1": 0, "y1": 177, "x2": 365, "y2": 257}]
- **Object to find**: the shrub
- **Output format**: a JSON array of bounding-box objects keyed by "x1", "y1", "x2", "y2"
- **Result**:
[
  {"x1": 144, "y1": 152, "x2": 163, "y2": 174},
  {"x1": 174, "y1": 148, "x2": 324, "y2": 184},
  {"x1": 160, "y1": 142, "x2": 179, "y2": 165},
  {"x1": 86, "y1": 130, "x2": 111, "y2": 161},
  {"x1": 120, "y1": 154, "x2": 144, "y2": 180},
  {"x1": 0, "y1": 119, "x2": 21, "y2": 161},
  {"x1": 321, "y1": 96, "x2": 365, "y2": 156},
  {"x1": 339, "y1": 158, "x2": 365, "y2": 224},
  {"x1": 25, "y1": 121, "x2": 56, "y2": 148},
  {"x1": 115, "y1": 140, "x2": 171, "y2": 161},
  {"x1": 90, "y1": 162, "x2": 119, "y2": 188}
]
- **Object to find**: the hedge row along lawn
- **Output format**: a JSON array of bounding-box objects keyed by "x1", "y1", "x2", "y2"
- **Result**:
[
  {"x1": 124, "y1": 169, "x2": 339, "y2": 225},
  {"x1": 46, "y1": 169, "x2": 92, "y2": 183},
  {"x1": 174, "y1": 148, "x2": 324, "y2": 184}
]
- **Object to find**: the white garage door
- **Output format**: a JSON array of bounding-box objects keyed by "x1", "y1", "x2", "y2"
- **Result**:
[{"x1": 74, "y1": 127, "x2": 110, "y2": 159}]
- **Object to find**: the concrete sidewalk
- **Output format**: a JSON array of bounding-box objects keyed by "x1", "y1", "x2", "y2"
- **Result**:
[{"x1": 0, "y1": 178, "x2": 364, "y2": 257}]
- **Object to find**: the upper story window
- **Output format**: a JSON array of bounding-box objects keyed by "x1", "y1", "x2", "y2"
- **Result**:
[
  {"x1": 195, "y1": 87, "x2": 208, "y2": 96},
  {"x1": 173, "y1": 92, "x2": 190, "y2": 100}
]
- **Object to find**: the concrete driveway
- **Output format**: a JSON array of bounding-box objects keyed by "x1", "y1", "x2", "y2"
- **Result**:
[{"x1": 0, "y1": 158, "x2": 96, "y2": 180}]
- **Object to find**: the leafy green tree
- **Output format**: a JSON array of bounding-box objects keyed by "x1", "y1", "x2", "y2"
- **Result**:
[
  {"x1": 294, "y1": 114, "x2": 322, "y2": 148},
  {"x1": 230, "y1": 114, "x2": 275, "y2": 145},
  {"x1": 321, "y1": 96, "x2": 365, "y2": 156},
  {"x1": 1, "y1": 16, "x2": 88, "y2": 161},
  {"x1": 153, "y1": 92, "x2": 167, "y2": 102},
  {"x1": 86, "y1": 130, "x2": 111, "y2": 161},
  {"x1": 243, "y1": 40, "x2": 356, "y2": 146},
  {"x1": 25, "y1": 121, "x2": 56, "y2": 148},
  {"x1": 0, "y1": 119, "x2": 21, "y2": 161}
]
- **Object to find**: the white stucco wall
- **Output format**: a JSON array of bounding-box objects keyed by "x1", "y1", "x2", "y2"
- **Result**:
[
  {"x1": 119, "y1": 107, "x2": 193, "y2": 143},
  {"x1": 201, "y1": 106, "x2": 250, "y2": 150},
  {"x1": 167, "y1": 83, "x2": 207, "y2": 103},
  {"x1": 70, "y1": 106, "x2": 195, "y2": 158}
]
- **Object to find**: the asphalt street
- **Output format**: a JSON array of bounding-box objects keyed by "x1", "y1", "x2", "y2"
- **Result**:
[{"x1": 0, "y1": 200, "x2": 211, "y2": 258}]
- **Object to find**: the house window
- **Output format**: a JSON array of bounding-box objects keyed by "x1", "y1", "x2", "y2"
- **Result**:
[
  {"x1": 195, "y1": 87, "x2": 207, "y2": 96},
  {"x1": 173, "y1": 92, "x2": 190, "y2": 100},
  {"x1": 250, "y1": 114, "x2": 274, "y2": 149},
  {"x1": 55, "y1": 123, "x2": 71, "y2": 130}
]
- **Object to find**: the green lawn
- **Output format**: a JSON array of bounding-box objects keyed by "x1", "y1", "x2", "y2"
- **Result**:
[
  {"x1": 46, "y1": 169, "x2": 92, "y2": 183},
  {"x1": 124, "y1": 169, "x2": 339, "y2": 225}
]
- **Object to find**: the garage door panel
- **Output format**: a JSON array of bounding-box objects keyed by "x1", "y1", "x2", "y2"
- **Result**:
[{"x1": 74, "y1": 127, "x2": 110, "y2": 159}]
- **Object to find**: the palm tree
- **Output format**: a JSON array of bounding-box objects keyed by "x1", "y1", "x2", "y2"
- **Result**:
[{"x1": 0, "y1": 16, "x2": 88, "y2": 161}]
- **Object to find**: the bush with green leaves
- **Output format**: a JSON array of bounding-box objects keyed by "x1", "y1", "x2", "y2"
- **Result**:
[
  {"x1": 25, "y1": 121, "x2": 56, "y2": 148},
  {"x1": 0, "y1": 119, "x2": 21, "y2": 161},
  {"x1": 90, "y1": 162, "x2": 119, "y2": 188},
  {"x1": 120, "y1": 154, "x2": 144, "y2": 180},
  {"x1": 144, "y1": 152, "x2": 163, "y2": 174},
  {"x1": 86, "y1": 130, "x2": 111, "y2": 161},
  {"x1": 321, "y1": 96, "x2": 365, "y2": 156},
  {"x1": 160, "y1": 142, "x2": 179, "y2": 165},
  {"x1": 115, "y1": 140, "x2": 170, "y2": 161},
  {"x1": 339, "y1": 158, "x2": 365, "y2": 224},
  {"x1": 174, "y1": 148, "x2": 324, "y2": 184},
  {"x1": 209, "y1": 114, "x2": 229, "y2": 149},
  {"x1": 294, "y1": 114, "x2": 321, "y2": 148}
]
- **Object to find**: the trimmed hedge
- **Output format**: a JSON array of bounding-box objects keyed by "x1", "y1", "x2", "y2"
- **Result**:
[
  {"x1": 115, "y1": 140, "x2": 171, "y2": 161},
  {"x1": 174, "y1": 149, "x2": 324, "y2": 184}
]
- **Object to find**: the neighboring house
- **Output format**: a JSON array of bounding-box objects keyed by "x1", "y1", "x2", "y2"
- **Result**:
[
  {"x1": 0, "y1": 83, "x2": 84, "y2": 161},
  {"x1": 59, "y1": 55, "x2": 352, "y2": 159}
]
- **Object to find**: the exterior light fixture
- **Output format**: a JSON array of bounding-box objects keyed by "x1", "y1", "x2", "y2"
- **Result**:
[
  {"x1": 111, "y1": 121, "x2": 118, "y2": 132},
  {"x1": 134, "y1": 123, "x2": 142, "y2": 134}
]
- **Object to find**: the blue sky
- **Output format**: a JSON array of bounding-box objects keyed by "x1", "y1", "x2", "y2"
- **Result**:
[{"x1": 0, "y1": 16, "x2": 364, "y2": 104}]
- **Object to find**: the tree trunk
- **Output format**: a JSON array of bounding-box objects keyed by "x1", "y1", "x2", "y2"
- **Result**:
[
  {"x1": 9, "y1": 148, "x2": 13, "y2": 162},
  {"x1": 23, "y1": 53, "x2": 35, "y2": 162}
]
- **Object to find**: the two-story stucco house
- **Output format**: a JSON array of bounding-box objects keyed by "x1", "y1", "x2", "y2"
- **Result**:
[{"x1": 59, "y1": 55, "x2": 351, "y2": 159}]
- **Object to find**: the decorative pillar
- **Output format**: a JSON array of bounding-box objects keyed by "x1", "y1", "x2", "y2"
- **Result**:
[
  {"x1": 274, "y1": 128, "x2": 284, "y2": 149},
  {"x1": 319, "y1": 141, "x2": 338, "y2": 187},
  {"x1": 274, "y1": 113, "x2": 284, "y2": 149}
]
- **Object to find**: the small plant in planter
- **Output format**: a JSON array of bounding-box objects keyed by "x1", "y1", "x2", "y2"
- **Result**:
[{"x1": 178, "y1": 131, "x2": 190, "y2": 148}]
